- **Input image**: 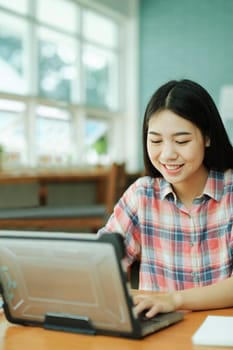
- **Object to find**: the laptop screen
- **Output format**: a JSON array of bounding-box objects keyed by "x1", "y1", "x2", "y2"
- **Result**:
[{"x1": 0, "y1": 231, "x2": 135, "y2": 334}]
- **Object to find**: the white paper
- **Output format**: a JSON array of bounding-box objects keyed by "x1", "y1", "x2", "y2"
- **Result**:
[{"x1": 192, "y1": 315, "x2": 233, "y2": 347}]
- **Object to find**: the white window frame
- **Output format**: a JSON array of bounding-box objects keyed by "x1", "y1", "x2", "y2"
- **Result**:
[{"x1": 0, "y1": 0, "x2": 139, "y2": 172}]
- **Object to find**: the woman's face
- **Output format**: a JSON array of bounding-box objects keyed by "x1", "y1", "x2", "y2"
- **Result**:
[{"x1": 147, "y1": 109, "x2": 209, "y2": 187}]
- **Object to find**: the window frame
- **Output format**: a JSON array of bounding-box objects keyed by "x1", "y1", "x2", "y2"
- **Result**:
[{"x1": 0, "y1": 0, "x2": 139, "y2": 172}]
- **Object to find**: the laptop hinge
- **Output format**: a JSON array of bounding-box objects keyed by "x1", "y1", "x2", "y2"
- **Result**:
[{"x1": 44, "y1": 312, "x2": 96, "y2": 335}]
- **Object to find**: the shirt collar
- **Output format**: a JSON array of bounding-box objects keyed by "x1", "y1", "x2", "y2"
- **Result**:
[
  {"x1": 160, "y1": 178, "x2": 175, "y2": 200},
  {"x1": 159, "y1": 170, "x2": 224, "y2": 202},
  {"x1": 203, "y1": 170, "x2": 224, "y2": 201}
]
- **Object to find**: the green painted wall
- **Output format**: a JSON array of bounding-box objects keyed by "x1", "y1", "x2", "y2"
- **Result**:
[{"x1": 139, "y1": 0, "x2": 233, "y2": 112}]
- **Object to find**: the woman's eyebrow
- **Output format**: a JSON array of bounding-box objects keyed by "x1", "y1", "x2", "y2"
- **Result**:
[
  {"x1": 148, "y1": 131, "x2": 160, "y2": 136},
  {"x1": 148, "y1": 131, "x2": 192, "y2": 136}
]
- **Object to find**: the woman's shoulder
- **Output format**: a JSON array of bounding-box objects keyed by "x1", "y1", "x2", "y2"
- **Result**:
[
  {"x1": 223, "y1": 168, "x2": 233, "y2": 185},
  {"x1": 121, "y1": 176, "x2": 161, "y2": 205},
  {"x1": 213, "y1": 169, "x2": 233, "y2": 195}
]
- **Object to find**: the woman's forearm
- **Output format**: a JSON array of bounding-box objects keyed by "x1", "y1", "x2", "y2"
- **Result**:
[
  {"x1": 133, "y1": 277, "x2": 233, "y2": 316},
  {"x1": 175, "y1": 277, "x2": 233, "y2": 310}
]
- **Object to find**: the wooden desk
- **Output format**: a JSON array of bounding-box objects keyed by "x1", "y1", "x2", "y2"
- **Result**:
[{"x1": 0, "y1": 308, "x2": 232, "y2": 350}]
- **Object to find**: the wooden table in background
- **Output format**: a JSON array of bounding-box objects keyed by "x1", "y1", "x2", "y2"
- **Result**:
[
  {"x1": 0, "y1": 167, "x2": 110, "y2": 205},
  {"x1": 0, "y1": 166, "x2": 141, "y2": 205},
  {"x1": 0, "y1": 308, "x2": 232, "y2": 350}
]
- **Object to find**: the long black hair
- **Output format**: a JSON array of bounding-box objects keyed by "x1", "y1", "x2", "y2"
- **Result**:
[{"x1": 143, "y1": 79, "x2": 233, "y2": 177}]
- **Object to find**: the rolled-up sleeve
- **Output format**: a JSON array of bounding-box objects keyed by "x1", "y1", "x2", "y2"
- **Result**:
[{"x1": 97, "y1": 181, "x2": 141, "y2": 265}]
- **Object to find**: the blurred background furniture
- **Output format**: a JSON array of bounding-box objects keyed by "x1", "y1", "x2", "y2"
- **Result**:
[
  {"x1": 0, "y1": 163, "x2": 126, "y2": 232},
  {"x1": 0, "y1": 180, "x2": 40, "y2": 209}
]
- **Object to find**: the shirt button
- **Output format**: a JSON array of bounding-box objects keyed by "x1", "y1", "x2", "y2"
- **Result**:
[{"x1": 190, "y1": 241, "x2": 194, "y2": 247}]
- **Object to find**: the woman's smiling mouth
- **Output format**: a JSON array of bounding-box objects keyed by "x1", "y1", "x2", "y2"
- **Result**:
[{"x1": 161, "y1": 163, "x2": 184, "y2": 172}]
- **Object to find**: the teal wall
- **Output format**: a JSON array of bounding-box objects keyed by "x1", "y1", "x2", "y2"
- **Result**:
[{"x1": 139, "y1": 0, "x2": 233, "y2": 113}]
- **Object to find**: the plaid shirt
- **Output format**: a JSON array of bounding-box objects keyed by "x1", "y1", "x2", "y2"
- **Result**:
[{"x1": 98, "y1": 169, "x2": 233, "y2": 292}]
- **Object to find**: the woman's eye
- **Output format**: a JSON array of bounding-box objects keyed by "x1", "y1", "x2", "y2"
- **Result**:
[
  {"x1": 176, "y1": 140, "x2": 190, "y2": 144},
  {"x1": 151, "y1": 140, "x2": 162, "y2": 144}
]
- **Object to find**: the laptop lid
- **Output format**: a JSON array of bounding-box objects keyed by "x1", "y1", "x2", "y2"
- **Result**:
[{"x1": 0, "y1": 230, "x2": 183, "y2": 338}]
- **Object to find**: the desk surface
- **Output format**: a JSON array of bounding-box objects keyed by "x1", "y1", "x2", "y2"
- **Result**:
[{"x1": 0, "y1": 308, "x2": 232, "y2": 350}]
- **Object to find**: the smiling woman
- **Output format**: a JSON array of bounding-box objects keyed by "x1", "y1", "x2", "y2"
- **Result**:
[
  {"x1": 98, "y1": 79, "x2": 233, "y2": 317},
  {"x1": 146, "y1": 109, "x2": 209, "y2": 208}
]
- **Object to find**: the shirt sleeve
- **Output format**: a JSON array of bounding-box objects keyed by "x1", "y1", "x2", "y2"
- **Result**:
[
  {"x1": 230, "y1": 219, "x2": 233, "y2": 276},
  {"x1": 97, "y1": 181, "x2": 142, "y2": 265}
]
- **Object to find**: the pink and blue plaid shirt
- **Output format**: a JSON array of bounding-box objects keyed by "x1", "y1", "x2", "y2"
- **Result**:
[{"x1": 98, "y1": 169, "x2": 233, "y2": 292}]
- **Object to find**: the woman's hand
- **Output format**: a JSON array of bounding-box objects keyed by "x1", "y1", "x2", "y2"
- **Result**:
[
  {"x1": 132, "y1": 277, "x2": 233, "y2": 317},
  {"x1": 133, "y1": 291, "x2": 181, "y2": 318}
]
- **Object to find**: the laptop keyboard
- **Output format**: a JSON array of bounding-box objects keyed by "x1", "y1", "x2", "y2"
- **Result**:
[{"x1": 138, "y1": 311, "x2": 163, "y2": 323}]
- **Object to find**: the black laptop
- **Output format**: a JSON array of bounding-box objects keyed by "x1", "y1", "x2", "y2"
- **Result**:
[{"x1": 0, "y1": 230, "x2": 183, "y2": 338}]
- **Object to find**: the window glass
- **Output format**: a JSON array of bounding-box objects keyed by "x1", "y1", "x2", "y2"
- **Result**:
[
  {"x1": 37, "y1": 0, "x2": 79, "y2": 33},
  {"x1": 0, "y1": 13, "x2": 28, "y2": 94},
  {"x1": 0, "y1": 100, "x2": 26, "y2": 168},
  {"x1": 83, "y1": 45, "x2": 118, "y2": 110},
  {"x1": 38, "y1": 28, "x2": 78, "y2": 102},
  {"x1": 85, "y1": 118, "x2": 110, "y2": 165},
  {"x1": 0, "y1": 2, "x2": 123, "y2": 169},
  {"x1": 83, "y1": 10, "x2": 118, "y2": 48},
  {"x1": 36, "y1": 106, "x2": 73, "y2": 167},
  {"x1": 0, "y1": 0, "x2": 28, "y2": 15}
]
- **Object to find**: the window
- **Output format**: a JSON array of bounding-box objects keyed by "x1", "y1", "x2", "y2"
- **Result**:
[
  {"x1": 37, "y1": 0, "x2": 78, "y2": 33},
  {"x1": 82, "y1": 45, "x2": 118, "y2": 110},
  {"x1": 38, "y1": 28, "x2": 78, "y2": 102},
  {"x1": 85, "y1": 117, "x2": 110, "y2": 165},
  {"x1": 0, "y1": 0, "x2": 136, "y2": 170},
  {"x1": 0, "y1": 12, "x2": 28, "y2": 94},
  {"x1": 0, "y1": 0, "x2": 28, "y2": 15},
  {"x1": 0, "y1": 99, "x2": 26, "y2": 167},
  {"x1": 83, "y1": 10, "x2": 118, "y2": 48},
  {"x1": 82, "y1": 10, "x2": 119, "y2": 111},
  {"x1": 36, "y1": 105, "x2": 73, "y2": 167}
]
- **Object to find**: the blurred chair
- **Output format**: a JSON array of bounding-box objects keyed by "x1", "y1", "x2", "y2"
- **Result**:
[{"x1": 0, "y1": 163, "x2": 126, "y2": 232}]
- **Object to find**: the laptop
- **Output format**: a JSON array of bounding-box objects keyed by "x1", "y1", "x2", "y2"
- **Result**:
[{"x1": 0, "y1": 230, "x2": 184, "y2": 339}]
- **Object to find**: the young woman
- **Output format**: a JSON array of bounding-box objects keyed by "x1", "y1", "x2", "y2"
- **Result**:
[{"x1": 98, "y1": 79, "x2": 233, "y2": 316}]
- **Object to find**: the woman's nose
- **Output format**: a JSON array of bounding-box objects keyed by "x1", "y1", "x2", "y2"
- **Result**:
[{"x1": 160, "y1": 143, "x2": 177, "y2": 160}]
